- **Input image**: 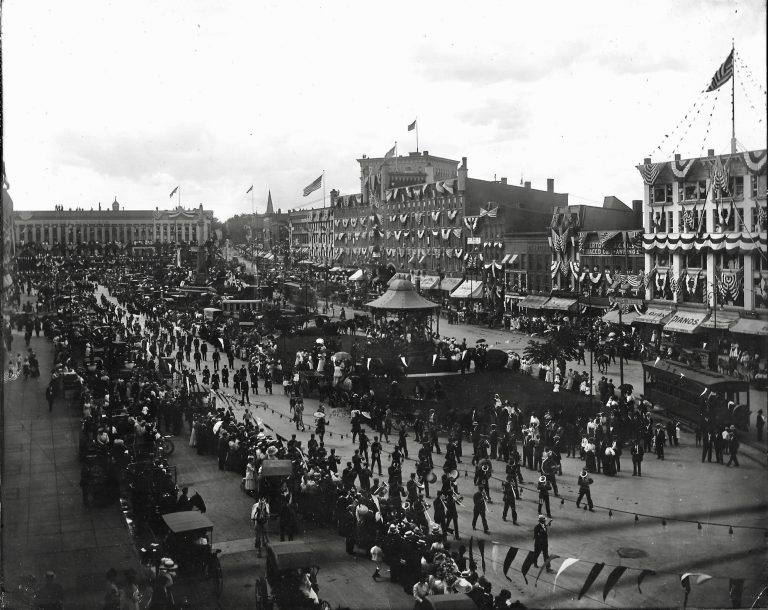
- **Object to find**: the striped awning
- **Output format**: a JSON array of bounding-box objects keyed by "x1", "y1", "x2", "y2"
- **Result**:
[
  {"x1": 501, "y1": 254, "x2": 519, "y2": 265},
  {"x1": 450, "y1": 281, "x2": 484, "y2": 299},
  {"x1": 730, "y1": 318, "x2": 768, "y2": 335},
  {"x1": 438, "y1": 277, "x2": 463, "y2": 292},
  {"x1": 602, "y1": 309, "x2": 640, "y2": 325},
  {"x1": 634, "y1": 307, "x2": 675, "y2": 325},
  {"x1": 418, "y1": 275, "x2": 440, "y2": 290},
  {"x1": 517, "y1": 295, "x2": 550, "y2": 309},
  {"x1": 542, "y1": 297, "x2": 577, "y2": 311}
]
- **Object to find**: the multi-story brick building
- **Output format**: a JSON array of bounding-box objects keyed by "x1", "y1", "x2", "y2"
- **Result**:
[
  {"x1": 288, "y1": 205, "x2": 334, "y2": 265},
  {"x1": 638, "y1": 148, "x2": 767, "y2": 339}
]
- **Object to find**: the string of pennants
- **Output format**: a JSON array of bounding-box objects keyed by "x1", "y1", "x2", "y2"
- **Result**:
[
  {"x1": 383, "y1": 179, "x2": 457, "y2": 203},
  {"x1": 734, "y1": 51, "x2": 766, "y2": 125},
  {"x1": 207, "y1": 388, "x2": 762, "y2": 607}
]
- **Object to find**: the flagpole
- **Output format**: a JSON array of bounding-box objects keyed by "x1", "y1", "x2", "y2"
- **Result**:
[
  {"x1": 395, "y1": 141, "x2": 398, "y2": 172},
  {"x1": 731, "y1": 39, "x2": 736, "y2": 154},
  {"x1": 323, "y1": 170, "x2": 326, "y2": 207},
  {"x1": 178, "y1": 186, "x2": 181, "y2": 208},
  {"x1": 416, "y1": 117, "x2": 419, "y2": 153}
]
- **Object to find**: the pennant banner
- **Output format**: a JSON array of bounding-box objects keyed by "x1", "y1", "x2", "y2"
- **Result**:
[
  {"x1": 578, "y1": 563, "x2": 605, "y2": 600},
  {"x1": 602, "y1": 566, "x2": 628, "y2": 601},
  {"x1": 555, "y1": 558, "x2": 580, "y2": 591}
]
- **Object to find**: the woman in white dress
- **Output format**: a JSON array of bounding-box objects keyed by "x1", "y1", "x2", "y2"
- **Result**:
[{"x1": 244, "y1": 456, "x2": 257, "y2": 494}]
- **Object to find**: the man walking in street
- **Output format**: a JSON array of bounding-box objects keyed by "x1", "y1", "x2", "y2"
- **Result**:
[
  {"x1": 631, "y1": 438, "x2": 644, "y2": 476},
  {"x1": 537, "y1": 475, "x2": 552, "y2": 518},
  {"x1": 533, "y1": 516, "x2": 553, "y2": 572},
  {"x1": 501, "y1": 481, "x2": 518, "y2": 524},
  {"x1": 575, "y1": 469, "x2": 594, "y2": 511},
  {"x1": 727, "y1": 428, "x2": 740, "y2": 467},
  {"x1": 241, "y1": 375, "x2": 250, "y2": 406},
  {"x1": 472, "y1": 487, "x2": 490, "y2": 534}
]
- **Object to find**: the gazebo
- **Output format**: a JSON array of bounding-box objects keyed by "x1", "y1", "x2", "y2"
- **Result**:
[{"x1": 365, "y1": 278, "x2": 441, "y2": 335}]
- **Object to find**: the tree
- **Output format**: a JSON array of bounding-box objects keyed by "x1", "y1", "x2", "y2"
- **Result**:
[{"x1": 523, "y1": 324, "x2": 580, "y2": 373}]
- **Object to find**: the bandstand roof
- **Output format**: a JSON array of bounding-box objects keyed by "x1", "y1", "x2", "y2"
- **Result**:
[{"x1": 365, "y1": 279, "x2": 439, "y2": 311}]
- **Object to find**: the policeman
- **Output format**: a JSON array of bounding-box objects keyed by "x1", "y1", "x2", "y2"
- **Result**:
[
  {"x1": 472, "y1": 488, "x2": 490, "y2": 534},
  {"x1": 631, "y1": 438, "x2": 644, "y2": 476},
  {"x1": 501, "y1": 481, "x2": 518, "y2": 524},
  {"x1": 537, "y1": 475, "x2": 552, "y2": 518},
  {"x1": 575, "y1": 469, "x2": 594, "y2": 511},
  {"x1": 371, "y1": 436, "x2": 383, "y2": 476}
]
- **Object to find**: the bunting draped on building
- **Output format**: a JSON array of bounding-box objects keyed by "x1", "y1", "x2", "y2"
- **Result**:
[
  {"x1": 671, "y1": 157, "x2": 696, "y2": 179},
  {"x1": 415, "y1": 212, "x2": 423, "y2": 224},
  {"x1": 480, "y1": 206, "x2": 498, "y2": 218},
  {"x1": 399, "y1": 214, "x2": 409, "y2": 225},
  {"x1": 455, "y1": 248, "x2": 463, "y2": 258},
  {"x1": 743, "y1": 150, "x2": 767, "y2": 174},
  {"x1": 569, "y1": 260, "x2": 580, "y2": 279},
  {"x1": 432, "y1": 210, "x2": 441, "y2": 222},
  {"x1": 452, "y1": 228, "x2": 462, "y2": 238},
  {"x1": 642, "y1": 231, "x2": 767, "y2": 253},
  {"x1": 638, "y1": 162, "x2": 663, "y2": 185},
  {"x1": 719, "y1": 268, "x2": 742, "y2": 301},
  {"x1": 464, "y1": 217, "x2": 478, "y2": 232},
  {"x1": 447, "y1": 210, "x2": 458, "y2": 222},
  {"x1": 550, "y1": 260, "x2": 561, "y2": 278}
]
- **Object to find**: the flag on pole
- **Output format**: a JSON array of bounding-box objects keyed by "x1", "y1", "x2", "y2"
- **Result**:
[
  {"x1": 303, "y1": 174, "x2": 323, "y2": 197},
  {"x1": 408, "y1": 119, "x2": 417, "y2": 131},
  {"x1": 706, "y1": 49, "x2": 734, "y2": 92},
  {"x1": 169, "y1": 186, "x2": 179, "y2": 198},
  {"x1": 246, "y1": 185, "x2": 253, "y2": 194},
  {"x1": 384, "y1": 144, "x2": 396, "y2": 159}
]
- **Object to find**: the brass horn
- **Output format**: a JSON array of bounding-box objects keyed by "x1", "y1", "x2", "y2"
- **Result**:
[
  {"x1": 377, "y1": 482, "x2": 388, "y2": 497},
  {"x1": 481, "y1": 464, "x2": 490, "y2": 473},
  {"x1": 403, "y1": 501, "x2": 411, "y2": 511},
  {"x1": 427, "y1": 472, "x2": 437, "y2": 484},
  {"x1": 449, "y1": 469, "x2": 459, "y2": 482}
]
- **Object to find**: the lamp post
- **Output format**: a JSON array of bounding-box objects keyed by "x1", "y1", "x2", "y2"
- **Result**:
[{"x1": 582, "y1": 288, "x2": 594, "y2": 410}]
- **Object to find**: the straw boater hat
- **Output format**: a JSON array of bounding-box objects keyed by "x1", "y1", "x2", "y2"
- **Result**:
[
  {"x1": 539, "y1": 475, "x2": 547, "y2": 484},
  {"x1": 454, "y1": 578, "x2": 472, "y2": 594},
  {"x1": 538, "y1": 515, "x2": 547, "y2": 523},
  {"x1": 266, "y1": 446, "x2": 278, "y2": 457},
  {"x1": 160, "y1": 558, "x2": 178, "y2": 571}
]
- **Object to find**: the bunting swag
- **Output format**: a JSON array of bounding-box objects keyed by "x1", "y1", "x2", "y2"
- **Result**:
[
  {"x1": 570, "y1": 260, "x2": 580, "y2": 279},
  {"x1": 681, "y1": 573, "x2": 713, "y2": 608},
  {"x1": 464, "y1": 217, "x2": 478, "y2": 232},
  {"x1": 719, "y1": 269, "x2": 741, "y2": 301},
  {"x1": 637, "y1": 569, "x2": 656, "y2": 594},
  {"x1": 671, "y1": 157, "x2": 696, "y2": 179},
  {"x1": 452, "y1": 228, "x2": 462, "y2": 239},
  {"x1": 743, "y1": 150, "x2": 767, "y2": 174},
  {"x1": 554, "y1": 558, "x2": 579, "y2": 590},
  {"x1": 638, "y1": 163, "x2": 662, "y2": 185},
  {"x1": 535, "y1": 555, "x2": 560, "y2": 586},
  {"x1": 578, "y1": 563, "x2": 605, "y2": 600},
  {"x1": 519, "y1": 551, "x2": 536, "y2": 584},
  {"x1": 602, "y1": 566, "x2": 628, "y2": 600},
  {"x1": 447, "y1": 210, "x2": 458, "y2": 222},
  {"x1": 550, "y1": 260, "x2": 561, "y2": 278},
  {"x1": 432, "y1": 210, "x2": 441, "y2": 222}
]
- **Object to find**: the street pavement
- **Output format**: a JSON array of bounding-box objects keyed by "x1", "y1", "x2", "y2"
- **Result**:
[
  {"x1": 1, "y1": 331, "x2": 141, "y2": 609},
  {"x1": 3, "y1": 288, "x2": 766, "y2": 609}
]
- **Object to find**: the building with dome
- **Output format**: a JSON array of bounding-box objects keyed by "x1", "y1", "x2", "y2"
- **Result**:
[{"x1": 12, "y1": 199, "x2": 214, "y2": 246}]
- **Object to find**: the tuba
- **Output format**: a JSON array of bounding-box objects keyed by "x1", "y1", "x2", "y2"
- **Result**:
[
  {"x1": 403, "y1": 501, "x2": 411, "y2": 511},
  {"x1": 448, "y1": 469, "x2": 459, "y2": 482},
  {"x1": 427, "y1": 471, "x2": 438, "y2": 484}
]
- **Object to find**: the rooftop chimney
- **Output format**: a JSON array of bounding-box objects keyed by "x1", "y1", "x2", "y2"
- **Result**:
[
  {"x1": 707, "y1": 148, "x2": 715, "y2": 157},
  {"x1": 643, "y1": 157, "x2": 651, "y2": 164},
  {"x1": 457, "y1": 157, "x2": 468, "y2": 192},
  {"x1": 674, "y1": 154, "x2": 681, "y2": 161},
  {"x1": 524, "y1": 181, "x2": 531, "y2": 189},
  {"x1": 546, "y1": 178, "x2": 554, "y2": 193},
  {"x1": 500, "y1": 177, "x2": 507, "y2": 185},
  {"x1": 423, "y1": 151, "x2": 429, "y2": 156}
]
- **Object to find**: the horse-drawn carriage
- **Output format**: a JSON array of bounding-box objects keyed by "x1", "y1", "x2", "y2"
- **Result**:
[
  {"x1": 142, "y1": 511, "x2": 223, "y2": 608},
  {"x1": 254, "y1": 542, "x2": 332, "y2": 610},
  {"x1": 126, "y1": 458, "x2": 178, "y2": 530}
]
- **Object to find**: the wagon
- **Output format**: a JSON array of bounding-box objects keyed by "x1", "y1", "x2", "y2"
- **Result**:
[{"x1": 254, "y1": 542, "x2": 332, "y2": 610}]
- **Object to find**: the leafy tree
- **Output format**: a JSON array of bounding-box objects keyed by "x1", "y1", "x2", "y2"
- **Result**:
[{"x1": 523, "y1": 324, "x2": 580, "y2": 373}]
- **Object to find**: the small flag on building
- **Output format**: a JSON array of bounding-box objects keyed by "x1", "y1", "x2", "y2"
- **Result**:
[
  {"x1": 408, "y1": 119, "x2": 417, "y2": 131},
  {"x1": 246, "y1": 185, "x2": 253, "y2": 194},
  {"x1": 706, "y1": 49, "x2": 734, "y2": 92},
  {"x1": 169, "y1": 186, "x2": 179, "y2": 198},
  {"x1": 384, "y1": 144, "x2": 396, "y2": 159},
  {"x1": 303, "y1": 174, "x2": 323, "y2": 197}
]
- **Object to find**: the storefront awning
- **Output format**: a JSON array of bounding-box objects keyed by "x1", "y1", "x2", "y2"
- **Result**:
[
  {"x1": 329, "y1": 266, "x2": 342, "y2": 272},
  {"x1": 501, "y1": 254, "x2": 518, "y2": 265},
  {"x1": 602, "y1": 309, "x2": 640, "y2": 325},
  {"x1": 517, "y1": 295, "x2": 550, "y2": 309},
  {"x1": 450, "y1": 281, "x2": 484, "y2": 299},
  {"x1": 634, "y1": 307, "x2": 675, "y2": 325},
  {"x1": 729, "y1": 317, "x2": 768, "y2": 336},
  {"x1": 663, "y1": 310, "x2": 709, "y2": 334},
  {"x1": 388, "y1": 272, "x2": 411, "y2": 285},
  {"x1": 505, "y1": 294, "x2": 524, "y2": 301},
  {"x1": 348, "y1": 269, "x2": 365, "y2": 281},
  {"x1": 418, "y1": 275, "x2": 440, "y2": 290},
  {"x1": 438, "y1": 277, "x2": 463, "y2": 292},
  {"x1": 699, "y1": 310, "x2": 740, "y2": 330},
  {"x1": 542, "y1": 297, "x2": 577, "y2": 311}
]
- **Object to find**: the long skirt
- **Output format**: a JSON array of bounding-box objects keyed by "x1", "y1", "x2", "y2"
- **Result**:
[{"x1": 585, "y1": 451, "x2": 597, "y2": 473}]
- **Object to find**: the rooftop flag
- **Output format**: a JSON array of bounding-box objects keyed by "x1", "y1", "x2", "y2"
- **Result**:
[
  {"x1": 408, "y1": 119, "x2": 417, "y2": 131},
  {"x1": 169, "y1": 186, "x2": 179, "y2": 198},
  {"x1": 706, "y1": 49, "x2": 734, "y2": 92},
  {"x1": 384, "y1": 144, "x2": 396, "y2": 158},
  {"x1": 303, "y1": 174, "x2": 323, "y2": 197},
  {"x1": 246, "y1": 185, "x2": 253, "y2": 194}
]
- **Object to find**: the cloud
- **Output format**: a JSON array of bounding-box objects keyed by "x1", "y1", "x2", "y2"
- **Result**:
[
  {"x1": 598, "y1": 49, "x2": 691, "y2": 75},
  {"x1": 416, "y1": 40, "x2": 592, "y2": 85},
  {"x1": 458, "y1": 99, "x2": 530, "y2": 139}
]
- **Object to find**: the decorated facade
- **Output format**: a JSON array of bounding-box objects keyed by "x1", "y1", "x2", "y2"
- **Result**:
[
  {"x1": 288, "y1": 205, "x2": 334, "y2": 264},
  {"x1": 638, "y1": 149, "x2": 767, "y2": 312},
  {"x1": 548, "y1": 198, "x2": 644, "y2": 298},
  {"x1": 13, "y1": 199, "x2": 214, "y2": 246}
]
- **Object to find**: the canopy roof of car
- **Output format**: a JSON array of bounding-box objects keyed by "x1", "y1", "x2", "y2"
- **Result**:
[{"x1": 162, "y1": 511, "x2": 214, "y2": 534}]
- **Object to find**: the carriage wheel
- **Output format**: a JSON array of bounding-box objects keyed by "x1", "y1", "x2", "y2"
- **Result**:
[
  {"x1": 204, "y1": 554, "x2": 224, "y2": 598},
  {"x1": 160, "y1": 437, "x2": 175, "y2": 456},
  {"x1": 254, "y1": 576, "x2": 268, "y2": 609},
  {"x1": 319, "y1": 600, "x2": 332, "y2": 610}
]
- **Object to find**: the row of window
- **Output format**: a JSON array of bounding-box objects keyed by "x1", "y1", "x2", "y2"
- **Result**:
[
  {"x1": 650, "y1": 207, "x2": 763, "y2": 233},
  {"x1": 651, "y1": 251, "x2": 768, "y2": 272},
  {"x1": 650, "y1": 175, "x2": 764, "y2": 204},
  {"x1": 19, "y1": 225, "x2": 199, "y2": 243}
]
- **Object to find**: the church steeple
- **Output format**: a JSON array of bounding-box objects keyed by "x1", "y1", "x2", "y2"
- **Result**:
[{"x1": 265, "y1": 190, "x2": 274, "y2": 215}]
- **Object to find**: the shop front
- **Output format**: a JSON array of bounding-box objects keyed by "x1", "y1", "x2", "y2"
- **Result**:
[{"x1": 450, "y1": 280, "x2": 485, "y2": 323}]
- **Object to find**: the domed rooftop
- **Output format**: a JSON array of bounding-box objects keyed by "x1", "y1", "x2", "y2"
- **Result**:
[{"x1": 365, "y1": 278, "x2": 439, "y2": 311}]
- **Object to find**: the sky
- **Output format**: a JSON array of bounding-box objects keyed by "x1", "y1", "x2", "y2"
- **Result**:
[{"x1": 2, "y1": 0, "x2": 766, "y2": 220}]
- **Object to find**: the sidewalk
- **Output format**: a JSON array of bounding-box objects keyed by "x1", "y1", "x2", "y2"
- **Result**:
[{"x1": 1, "y1": 331, "x2": 140, "y2": 609}]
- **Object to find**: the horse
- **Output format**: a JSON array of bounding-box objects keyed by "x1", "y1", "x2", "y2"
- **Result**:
[{"x1": 190, "y1": 491, "x2": 207, "y2": 513}]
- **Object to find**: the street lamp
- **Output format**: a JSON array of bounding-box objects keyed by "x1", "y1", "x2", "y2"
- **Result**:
[{"x1": 581, "y1": 288, "x2": 594, "y2": 410}]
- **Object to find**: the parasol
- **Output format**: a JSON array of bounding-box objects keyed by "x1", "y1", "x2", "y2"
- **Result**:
[
  {"x1": 333, "y1": 351, "x2": 352, "y2": 362},
  {"x1": 213, "y1": 421, "x2": 223, "y2": 434},
  {"x1": 476, "y1": 338, "x2": 487, "y2": 344},
  {"x1": 313, "y1": 412, "x2": 326, "y2": 419},
  {"x1": 316, "y1": 338, "x2": 325, "y2": 344}
]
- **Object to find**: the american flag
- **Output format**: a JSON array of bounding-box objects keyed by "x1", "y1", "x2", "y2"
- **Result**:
[
  {"x1": 303, "y1": 174, "x2": 323, "y2": 197},
  {"x1": 706, "y1": 49, "x2": 733, "y2": 92}
]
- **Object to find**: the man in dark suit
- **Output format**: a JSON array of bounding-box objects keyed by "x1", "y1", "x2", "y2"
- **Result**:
[
  {"x1": 631, "y1": 439, "x2": 644, "y2": 476},
  {"x1": 654, "y1": 425, "x2": 666, "y2": 460}
]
